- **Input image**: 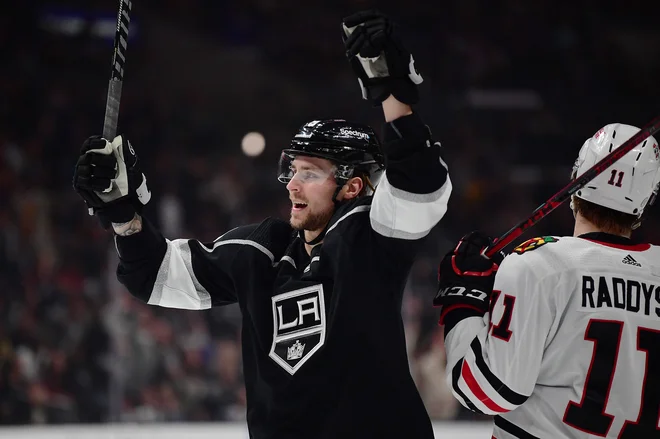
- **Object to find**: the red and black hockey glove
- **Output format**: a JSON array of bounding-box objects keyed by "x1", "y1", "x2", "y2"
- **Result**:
[{"x1": 434, "y1": 231, "x2": 505, "y2": 327}]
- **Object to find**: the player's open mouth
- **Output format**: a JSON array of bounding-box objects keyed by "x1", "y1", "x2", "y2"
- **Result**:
[{"x1": 292, "y1": 202, "x2": 307, "y2": 211}]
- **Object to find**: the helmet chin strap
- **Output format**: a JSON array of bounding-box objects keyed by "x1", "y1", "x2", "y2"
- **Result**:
[
  {"x1": 570, "y1": 195, "x2": 576, "y2": 219},
  {"x1": 631, "y1": 190, "x2": 656, "y2": 230},
  {"x1": 299, "y1": 181, "x2": 346, "y2": 246}
]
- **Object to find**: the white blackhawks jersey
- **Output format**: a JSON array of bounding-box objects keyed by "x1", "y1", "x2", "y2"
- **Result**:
[{"x1": 444, "y1": 232, "x2": 660, "y2": 439}]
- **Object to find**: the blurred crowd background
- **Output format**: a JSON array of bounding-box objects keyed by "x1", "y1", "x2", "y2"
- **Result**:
[{"x1": 2, "y1": 0, "x2": 660, "y2": 426}]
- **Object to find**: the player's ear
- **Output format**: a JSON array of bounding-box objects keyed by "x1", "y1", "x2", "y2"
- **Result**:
[{"x1": 341, "y1": 176, "x2": 364, "y2": 200}]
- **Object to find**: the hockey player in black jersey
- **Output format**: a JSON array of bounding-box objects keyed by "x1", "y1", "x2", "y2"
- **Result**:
[{"x1": 73, "y1": 11, "x2": 451, "y2": 439}]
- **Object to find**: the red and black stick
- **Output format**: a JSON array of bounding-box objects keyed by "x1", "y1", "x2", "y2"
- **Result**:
[{"x1": 484, "y1": 115, "x2": 660, "y2": 258}]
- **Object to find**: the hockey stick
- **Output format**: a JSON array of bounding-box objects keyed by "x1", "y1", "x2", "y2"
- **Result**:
[
  {"x1": 484, "y1": 115, "x2": 660, "y2": 258},
  {"x1": 102, "y1": 0, "x2": 133, "y2": 140}
]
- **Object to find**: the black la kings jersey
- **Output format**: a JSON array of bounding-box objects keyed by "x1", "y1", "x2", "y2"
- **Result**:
[{"x1": 113, "y1": 113, "x2": 452, "y2": 439}]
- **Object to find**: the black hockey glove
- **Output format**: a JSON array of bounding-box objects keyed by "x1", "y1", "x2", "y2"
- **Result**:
[
  {"x1": 72, "y1": 135, "x2": 151, "y2": 229},
  {"x1": 341, "y1": 10, "x2": 423, "y2": 106},
  {"x1": 434, "y1": 231, "x2": 505, "y2": 325}
]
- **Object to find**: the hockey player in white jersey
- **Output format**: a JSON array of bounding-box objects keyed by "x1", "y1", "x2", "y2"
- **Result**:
[{"x1": 434, "y1": 123, "x2": 660, "y2": 438}]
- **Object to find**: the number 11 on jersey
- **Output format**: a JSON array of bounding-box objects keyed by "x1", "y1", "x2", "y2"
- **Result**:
[{"x1": 562, "y1": 319, "x2": 660, "y2": 437}]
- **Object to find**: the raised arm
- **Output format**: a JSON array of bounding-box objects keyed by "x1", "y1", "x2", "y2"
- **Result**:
[
  {"x1": 72, "y1": 135, "x2": 243, "y2": 309},
  {"x1": 381, "y1": 95, "x2": 413, "y2": 123},
  {"x1": 341, "y1": 10, "x2": 452, "y2": 241},
  {"x1": 114, "y1": 217, "x2": 254, "y2": 309}
]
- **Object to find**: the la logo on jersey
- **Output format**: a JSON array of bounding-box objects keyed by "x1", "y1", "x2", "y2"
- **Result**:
[
  {"x1": 513, "y1": 236, "x2": 558, "y2": 254},
  {"x1": 270, "y1": 284, "x2": 326, "y2": 375}
]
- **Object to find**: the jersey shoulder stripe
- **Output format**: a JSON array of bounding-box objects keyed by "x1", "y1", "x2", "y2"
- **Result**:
[
  {"x1": 494, "y1": 416, "x2": 540, "y2": 439},
  {"x1": 450, "y1": 359, "x2": 487, "y2": 415},
  {"x1": 470, "y1": 338, "x2": 528, "y2": 406}
]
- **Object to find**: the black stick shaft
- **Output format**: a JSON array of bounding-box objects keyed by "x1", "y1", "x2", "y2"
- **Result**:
[{"x1": 102, "y1": 0, "x2": 132, "y2": 140}]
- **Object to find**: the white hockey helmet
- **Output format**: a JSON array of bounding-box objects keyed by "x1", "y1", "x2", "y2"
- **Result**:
[{"x1": 571, "y1": 123, "x2": 660, "y2": 223}]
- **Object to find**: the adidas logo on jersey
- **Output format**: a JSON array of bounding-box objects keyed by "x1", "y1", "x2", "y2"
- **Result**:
[{"x1": 622, "y1": 254, "x2": 641, "y2": 267}]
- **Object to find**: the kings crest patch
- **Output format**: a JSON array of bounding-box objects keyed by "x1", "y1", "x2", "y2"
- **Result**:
[
  {"x1": 513, "y1": 236, "x2": 558, "y2": 254},
  {"x1": 269, "y1": 284, "x2": 326, "y2": 375}
]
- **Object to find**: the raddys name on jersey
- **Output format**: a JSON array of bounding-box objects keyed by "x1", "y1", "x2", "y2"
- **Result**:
[
  {"x1": 269, "y1": 284, "x2": 326, "y2": 375},
  {"x1": 581, "y1": 274, "x2": 660, "y2": 318},
  {"x1": 513, "y1": 236, "x2": 559, "y2": 255}
]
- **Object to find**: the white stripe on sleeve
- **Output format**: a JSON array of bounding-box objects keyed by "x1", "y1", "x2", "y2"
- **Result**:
[
  {"x1": 370, "y1": 169, "x2": 451, "y2": 240},
  {"x1": 148, "y1": 239, "x2": 212, "y2": 310}
]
